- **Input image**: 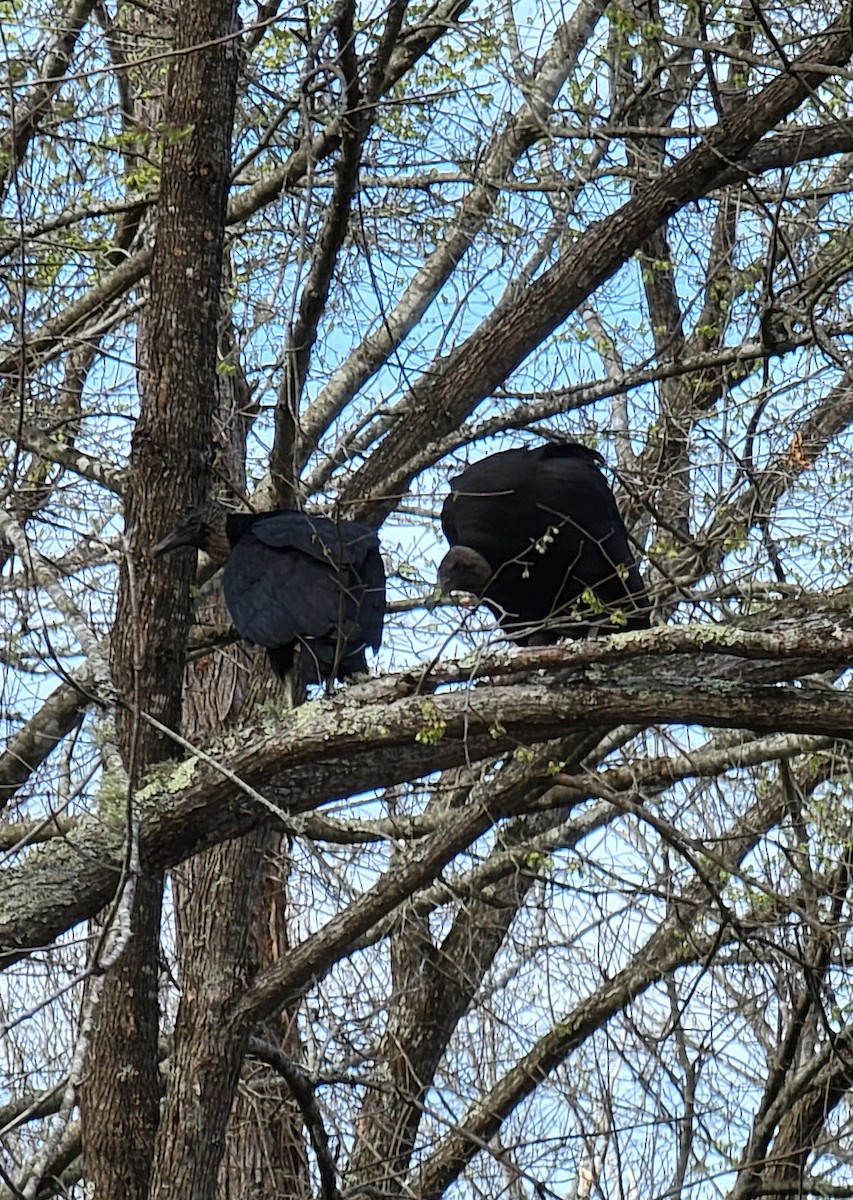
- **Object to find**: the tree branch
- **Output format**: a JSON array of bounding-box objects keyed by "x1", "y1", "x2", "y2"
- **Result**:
[
  {"x1": 339, "y1": 7, "x2": 853, "y2": 519},
  {"x1": 3, "y1": 626, "x2": 853, "y2": 965},
  {"x1": 0, "y1": 0, "x2": 99, "y2": 202}
]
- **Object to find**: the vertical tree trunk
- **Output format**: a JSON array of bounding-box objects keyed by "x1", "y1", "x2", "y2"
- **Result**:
[
  {"x1": 217, "y1": 851, "x2": 313, "y2": 1200},
  {"x1": 147, "y1": 286, "x2": 312, "y2": 1196},
  {"x1": 80, "y1": 4, "x2": 241, "y2": 1198}
]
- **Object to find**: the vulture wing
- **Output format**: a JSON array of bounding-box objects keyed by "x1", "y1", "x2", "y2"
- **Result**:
[
  {"x1": 223, "y1": 512, "x2": 385, "y2": 680},
  {"x1": 441, "y1": 442, "x2": 647, "y2": 638}
]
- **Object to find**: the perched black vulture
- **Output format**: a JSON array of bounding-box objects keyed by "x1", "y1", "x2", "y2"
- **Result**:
[
  {"x1": 153, "y1": 504, "x2": 385, "y2": 683},
  {"x1": 438, "y1": 442, "x2": 649, "y2": 643}
]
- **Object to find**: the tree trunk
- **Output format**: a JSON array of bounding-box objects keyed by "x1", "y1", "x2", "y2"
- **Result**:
[{"x1": 80, "y1": 4, "x2": 241, "y2": 1197}]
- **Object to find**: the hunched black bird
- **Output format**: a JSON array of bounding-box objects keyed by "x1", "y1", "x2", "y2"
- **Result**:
[
  {"x1": 438, "y1": 442, "x2": 649, "y2": 643},
  {"x1": 153, "y1": 504, "x2": 386, "y2": 683}
]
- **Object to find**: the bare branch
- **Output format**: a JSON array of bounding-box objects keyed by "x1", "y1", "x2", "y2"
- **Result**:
[
  {"x1": 0, "y1": 0, "x2": 99, "y2": 202},
  {"x1": 339, "y1": 9, "x2": 853, "y2": 518},
  {"x1": 3, "y1": 624, "x2": 853, "y2": 964}
]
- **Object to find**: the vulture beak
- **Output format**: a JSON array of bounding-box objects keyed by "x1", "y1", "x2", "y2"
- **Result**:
[{"x1": 151, "y1": 526, "x2": 196, "y2": 558}]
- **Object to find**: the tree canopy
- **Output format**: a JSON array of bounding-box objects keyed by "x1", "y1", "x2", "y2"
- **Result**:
[{"x1": 2, "y1": 0, "x2": 853, "y2": 1197}]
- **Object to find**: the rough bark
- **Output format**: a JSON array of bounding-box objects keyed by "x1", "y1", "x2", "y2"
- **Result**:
[
  {"x1": 149, "y1": 834, "x2": 266, "y2": 1200},
  {"x1": 216, "y1": 849, "x2": 313, "y2": 1200},
  {"x1": 4, "y1": 624, "x2": 853, "y2": 967},
  {"x1": 80, "y1": 3, "x2": 241, "y2": 1197},
  {"x1": 156, "y1": 303, "x2": 312, "y2": 1196}
]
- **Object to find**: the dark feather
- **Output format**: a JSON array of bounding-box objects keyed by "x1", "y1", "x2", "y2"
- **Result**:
[
  {"x1": 154, "y1": 504, "x2": 386, "y2": 683},
  {"x1": 438, "y1": 442, "x2": 649, "y2": 643}
]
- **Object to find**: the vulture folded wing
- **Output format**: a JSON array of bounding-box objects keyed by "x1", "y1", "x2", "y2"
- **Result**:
[
  {"x1": 223, "y1": 536, "x2": 346, "y2": 649},
  {"x1": 249, "y1": 512, "x2": 377, "y2": 568},
  {"x1": 531, "y1": 448, "x2": 648, "y2": 616},
  {"x1": 441, "y1": 449, "x2": 530, "y2": 569},
  {"x1": 250, "y1": 513, "x2": 385, "y2": 653},
  {"x1": 353, "y1": 539, "x2": 386, "y2": 651},
  {"x1": 440, "y1": 442, "x2": 649, "y2": 638}
]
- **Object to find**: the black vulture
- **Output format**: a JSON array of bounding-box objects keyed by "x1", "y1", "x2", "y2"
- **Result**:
[
  {"x1": 153, "y1": 504, "x2": 386, "y2": 682},
  {"x1": 438, "y1": 442, "x2": 649, "y2": 644}
]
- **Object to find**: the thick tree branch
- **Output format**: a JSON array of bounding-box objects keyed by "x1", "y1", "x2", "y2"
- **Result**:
[
  {"x1": 0, "y1": 666, "x2": 93, "y2": 810},
  {"x1": 410, "y1": 755, "x2": 820, "y2": 1200},
  {"x1": 339, "y1": 7, "x2": 853, "y2": 519},
  {"x1": 0, "y1": 415, "x2": 123, "y2": 493},
  {"x1": 3, "y1": 623, "x2": 853, "y2": 965}
]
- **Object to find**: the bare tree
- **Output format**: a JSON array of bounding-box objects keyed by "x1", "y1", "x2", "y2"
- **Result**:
[{"x1": 2, "y1": 1, "x2": 853, "y2": 1198}]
